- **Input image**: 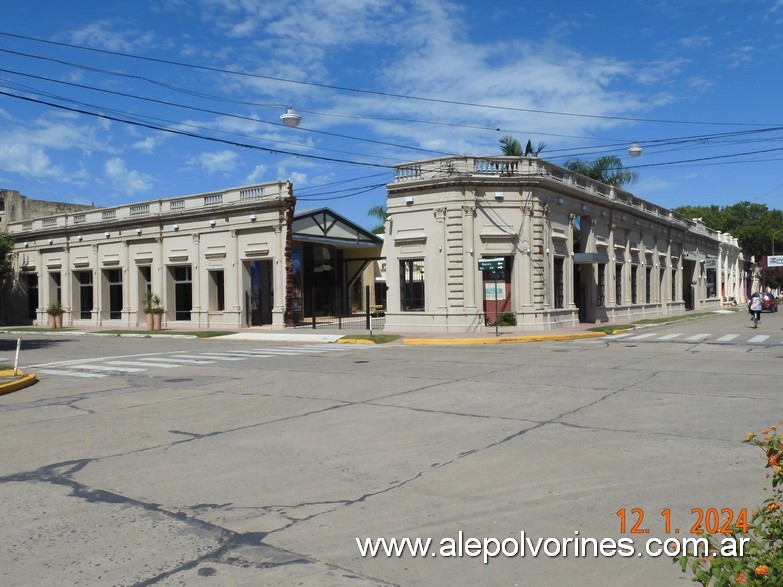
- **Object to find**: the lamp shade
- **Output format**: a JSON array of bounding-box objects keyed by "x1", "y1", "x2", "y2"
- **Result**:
[{"x1": 280, "y1": 107, "x2": 302, "y2": 127}]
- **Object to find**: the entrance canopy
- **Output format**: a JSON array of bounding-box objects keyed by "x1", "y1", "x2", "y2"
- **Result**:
[{"x1": 293, "y1": 208, "x2": 383, "y2": 247}]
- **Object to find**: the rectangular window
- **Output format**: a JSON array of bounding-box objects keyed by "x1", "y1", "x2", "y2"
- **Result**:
[
  {"x1": 400, "y1": 259, "x2": 425, "y2": 311},
  {"x1": 25, "y1": 273, "x2": 38, "y2": 319},
  {"x1": 597, "y1": 265, "x2": 606, "y2": 307},
  {"x1": 76, "y1": 271, "x2": 93, "y2": 319},
  {"x1": 615, "y1": 263, "x2": 623, "y2": 305},
  {"x1": 209, "y1": 270, "x2": 225, "y2": 312},
  {"x1": 553, "y1": 258, "x2": 564, "y2": 309},
  {"x1": 106, "y1": 269, "x2": 123, "y2": 319},
  {"x1": 139, "y1": 266, "x2": 152, "y2": 297},
  {"x1": 659, "y1": 269, "x2": 666, "y2": 303},
  {"x1": 49, "y1": 271, "x2": 62, "y2": 304},
  {"x1": 706, "y1": 268, "x2": 717, "y2": 298},
  {"x1": 173, "y1": 265, "x2": 193, "y2": 321},
  {"x1": 645, "y1": 267, "x2": 652, "y2": 303},
  {"x1": 631, "y1": 266, "x2": 638, "y2": 304},
  {"x1": 672, "y1": 269, "x2": 678, "y2": 301}
]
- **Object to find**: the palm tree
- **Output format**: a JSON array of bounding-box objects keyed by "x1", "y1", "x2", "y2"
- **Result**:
[
  {"x1": 367, "y1": 204, "x2": 387, "y2": 234},
  {"x1": 499, "y1": 136, "x2": 546, "y2": 157},
  {"x1": 564, "y1": 155, "x2": 638, "y2": 188},
  {"x1": 499, "y1": 136, "x2": 523, "y2": 156}
]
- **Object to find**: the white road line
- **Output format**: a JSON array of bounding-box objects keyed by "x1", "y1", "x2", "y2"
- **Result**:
[
  {"x1": 35, "y1": 369, "x2": 107, "y2": 378},
  {"x1": 71, "y1": 364, "x2": 147, "y2": 373},
  {"x1": 608, "y1": 333, "x2": 634, "y2": 339},
  {"x1": 180, "y1": 353, "x2": 247, "y2": 361},
  {"x1": 715, "y1": 334, "x2": 739, "y2": 342},
  {"x1": 684, "y1": 334, "x2": 711, "y2": 342},
  {"x1": 215, "y1": 351, "x2": 276, "y2": 357},
  {"x1": 657, "y1": 333, "x2": 683, "y2": 340},
  {"x1": 106, "y1": 360, "x2": 179, "y2": 368},
  {"x1": 150, "y1": 357, "x2": 217, "y2": 364},
  {"x1": 748, "y1": 335, "x2": 770, "y2": 344},
  {"x1": 627, "y1": 333, "x2": 657, "y2": 340},
  {"x1": 167, "y1": 356, "x2": 219, "y2": 363}
]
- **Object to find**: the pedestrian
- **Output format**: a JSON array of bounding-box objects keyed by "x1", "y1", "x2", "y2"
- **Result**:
[{"x1": 749, "y1": 292, "x2": 762, "y2": 328}]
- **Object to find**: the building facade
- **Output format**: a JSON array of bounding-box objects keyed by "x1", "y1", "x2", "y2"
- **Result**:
[
  {"x1": 7, "y1": 182, "x2": 298, "y2": 329},
  {"x1": 5, "y1": 182, "x2": 385, "y2": 330},
  {"x1": 384, "y1": 156, "x2": 743, "y2": 333}
]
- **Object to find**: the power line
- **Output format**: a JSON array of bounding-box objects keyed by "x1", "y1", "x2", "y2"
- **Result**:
[
  {"x1": 2, "y1": 30, "x2": 780, "y2": 127},
  {"x1": 0, "y1": 65, "x2": 454, "y2": 158},
  {"x1": 0, "y1": 89, "x2": 392, "y2": 169}
]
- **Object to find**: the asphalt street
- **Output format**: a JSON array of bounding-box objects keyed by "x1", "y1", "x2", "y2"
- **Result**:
[{"x1": 0, "y1": 311, "x2": 780, "y2": 586}]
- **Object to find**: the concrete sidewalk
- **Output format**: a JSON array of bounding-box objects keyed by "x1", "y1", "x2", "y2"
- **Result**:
[{"x1": 0, "y1": 320, "x2": 635, "y2": 346}]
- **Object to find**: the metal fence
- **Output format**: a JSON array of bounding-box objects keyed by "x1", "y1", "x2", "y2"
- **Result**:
[
  {"x1": 294, "y1": 285, "x2": 385, "y2": 330},
  {"x1": 294, "y1": 312, "x2": 386, "y2": 330}
]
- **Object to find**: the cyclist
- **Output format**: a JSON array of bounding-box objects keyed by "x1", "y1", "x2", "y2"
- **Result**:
[{"x1": 749, "y1": 292, "x2": 763, "y2": 328}]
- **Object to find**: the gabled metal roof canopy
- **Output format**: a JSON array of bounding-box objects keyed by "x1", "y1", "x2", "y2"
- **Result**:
[{"x1": 293, "y1": 208, "x2": 383, "y2": 247}]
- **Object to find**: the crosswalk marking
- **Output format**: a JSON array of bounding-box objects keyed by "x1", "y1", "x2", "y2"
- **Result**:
[
  {"x1": 177, "y1": 353, "x2": 247, "y2": 361},
  {"x1": 35, "y1": 368, "x2": 107, "y2": 378},
  {"x1": 107, "y1": 360, "x2": 179, "y2": 368},
  {"x1": 145, "y1": 357, "x2": 217, "y2": 364},
  {"x1": 72, "y1": 364, "x2": 147, "y2": 373},
  {"x1": 32, "y1": 343, "x2": 379, "y2": 379},
  {"x1": 605, "y1": 332, "x2": 783, "y2": 345}
]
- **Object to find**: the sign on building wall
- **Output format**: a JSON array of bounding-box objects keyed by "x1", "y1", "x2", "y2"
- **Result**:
[
  {"x1": 484, "y1": 284, "x2": 506, "y2": 301},
  {"x1": 767, "y1": 255, "x2": 783, "y2": 268}
]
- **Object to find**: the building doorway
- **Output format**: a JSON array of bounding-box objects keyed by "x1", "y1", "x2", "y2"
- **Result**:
[{"x1": 246, "y1": 260, "x2": 273, "y2": 326}]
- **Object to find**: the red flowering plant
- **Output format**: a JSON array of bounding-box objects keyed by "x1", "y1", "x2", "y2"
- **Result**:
[{"x1": 677, "y1": 423, "x2": 783, "y2": 585}]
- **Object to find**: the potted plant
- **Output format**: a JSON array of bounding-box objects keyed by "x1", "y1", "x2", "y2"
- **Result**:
[
  {"x1": 46, "y1": 300, "x2": 64, "y2": 329},
  {"x1": 149, "y1": 294, "x2": 164, "y2": 330},
  {"x1": 142, "y1": 292, "x2": 155, "y2": 330}
]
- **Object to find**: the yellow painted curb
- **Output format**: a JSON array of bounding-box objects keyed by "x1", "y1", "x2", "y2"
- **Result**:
[
  {"x1": 0, "y1": 370, "x2": 38, "y2": 396},
  {"x1": 403, "y1": 332, "x2": 606, "y2": 345},
  {"x1": 338, "y1": 338, "x2": 375, "y2": 344}
]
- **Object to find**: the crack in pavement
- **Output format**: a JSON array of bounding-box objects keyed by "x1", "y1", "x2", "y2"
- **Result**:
[{"x1": 0, "y1": 459, "x2": 393, "y2": 587}]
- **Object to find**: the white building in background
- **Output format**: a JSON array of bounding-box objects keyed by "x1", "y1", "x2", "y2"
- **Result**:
[
  {"x1": 383, "y1": 156, "x2": 744, "y2": 333},
  {"x1": 6, "y1": 182, "x2": 383, "y2": 330}
]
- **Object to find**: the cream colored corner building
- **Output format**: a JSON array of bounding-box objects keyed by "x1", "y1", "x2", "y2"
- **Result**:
[
  {"x1": 7, "y1": 182, "x2": 299, "y2": 329},
  {"x1": 383, "y1": 156, "x2": 744, "y2": 333}
]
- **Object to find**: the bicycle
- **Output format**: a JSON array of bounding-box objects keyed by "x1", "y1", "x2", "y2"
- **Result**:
[{"x1": 751, "y1": 313, "x2": 760, "y2": 328}]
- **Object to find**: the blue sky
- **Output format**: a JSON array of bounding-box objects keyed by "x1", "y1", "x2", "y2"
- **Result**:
[{"x1": 2, "y1": 0, "x2": 783, "y2": 228}]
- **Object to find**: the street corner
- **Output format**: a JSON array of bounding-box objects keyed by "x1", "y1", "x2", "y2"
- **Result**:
[
  {"x1": 0, "y1": 369, "x2": 38, "y2": 396},
  {"x1": 403, "y1": 330, "x2": 607, "y2": 345}
]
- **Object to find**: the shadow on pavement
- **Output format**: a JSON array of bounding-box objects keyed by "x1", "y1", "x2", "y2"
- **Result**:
[{"x1": 0, "y1": 338, "x2": 65, "y2": 352}]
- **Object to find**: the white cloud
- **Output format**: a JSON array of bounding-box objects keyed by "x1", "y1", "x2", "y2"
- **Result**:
[
  {"x1": 246, "y1": 163, "x2": 268, "y2": 183},
  {"x1": 104, "y1": 157, "x2": 153, "y2": 194},
  {"x1": 680, "y1": 35, "x2": 713, "y2": 49},
  {"x1": 288, "y1": 171, "x2": 308, "y2": 186},
  {"x1": 132, "y1": 137, "x2": 157, "y2": 153},
  {"x1": 68, "y1": 19, "x2": 158, "y2": 52},
  {"x1": 0, "y1": 144, "x2": 63, "y2": 179},
  {"x1": 190, "y1": 150, "x2": 239, "y2": 173}
]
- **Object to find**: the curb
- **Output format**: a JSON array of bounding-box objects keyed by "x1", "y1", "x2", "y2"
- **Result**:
[
  {"x1": 0, "y1": 370, "x2": 38, "y2": 396},
  {"x1": 403, "y1": 331, "x2": 606, "y2": 345},
  {"x1": 337, "y1": 338, "x2": 375, "y2": 344}
]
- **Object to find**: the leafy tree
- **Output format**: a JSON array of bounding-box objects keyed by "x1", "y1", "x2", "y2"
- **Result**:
[
  {"x1": 0, "y1": 232, "x2": 16, "y2": 323},
  {"x1": 367, "y1": 204, "x2": 387, "y2": 234},
  {"x1": 674, "y1": 202, "x2": 783, "y2": 289},
  {"x1": 499, "y1": 136, "x2": 546, "y2": 156},
  {"x1": 564, "y1": 155, "x2": 639, "y2": 188}
]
